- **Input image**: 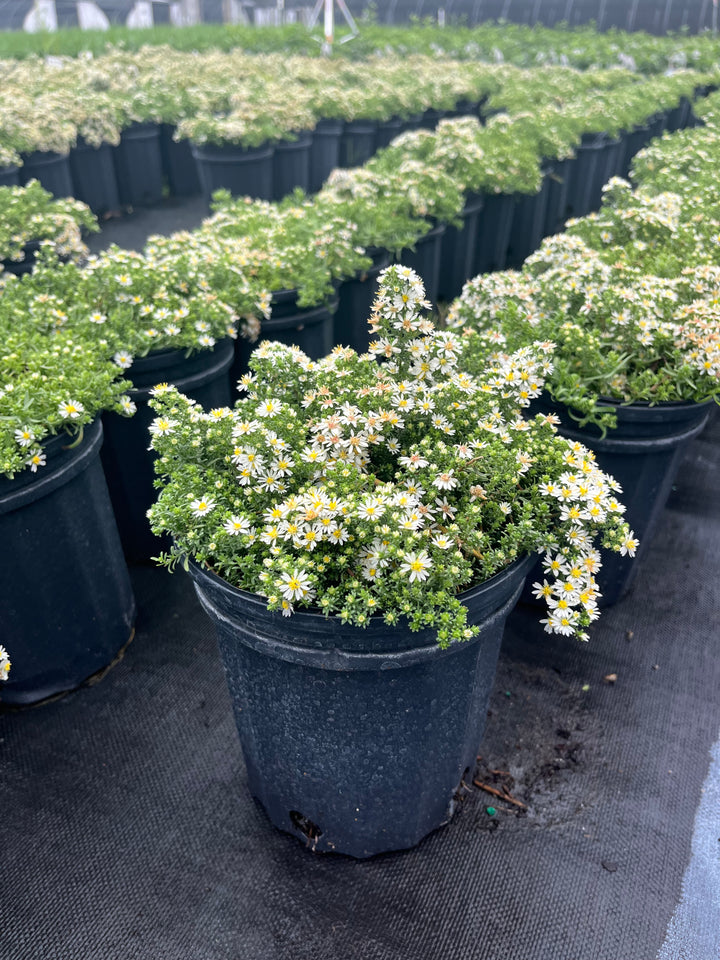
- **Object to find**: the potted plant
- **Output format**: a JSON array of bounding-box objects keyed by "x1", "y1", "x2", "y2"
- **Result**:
[
  {"x1": 0, "y1": 180, "x2": 97, "y2": 276},
  {"x1": 0, "y1": 284, "x2": 136, "y2": 705},
  {"x1": 20, "y1": 245, "x2": 240, "y2": 560},
  {"x1": 146, "y1": 265, "x2": 633, "y2": 857},
  {"x1": 449, "y1": 200, "x2": 719, "y2": 604}
]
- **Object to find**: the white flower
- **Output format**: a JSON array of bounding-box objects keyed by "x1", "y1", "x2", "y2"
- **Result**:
[
  {"x1": 89, "y1": 312, "x2": 106, "y2": 324},
  {"x1": 279, "y1": 569, "x2": 314, "y2": 602},
  {"x1": 58, "y1": 399, "x2": 84, "y2": 419},
  {"x1": 26, "y1": 449, "x2": 46, "y2": 473},
  {"x1": 149, "y1": 416, "x2": 177, "y2": 436},
  {"x1": 224, "y1": 516, "x2": 252, "y2": 536},
  {"x1": 119, "y1": 396, "x2": 137, "y2": 416},
  {"x1": 619, "y1": 532, "x2": 639, "y2": 557},
  {"x1": 190, "y1": 497, "x2": 216, "y2": 517},
  {"x1": 14, "y1": 426, "x2": 35, "y2": 447},
  {"x1": 399, "y1": 550, "x2": 433, "y2": 583},
  {"x1": 0, "y1": 645, "x2": 10, "y2": 681},
  {"x1": 113, "y1": 351, "x2": 134, "y2": 370},
  {"x1": 432, "y1": 470, "x2": 458, "y2": 491}
]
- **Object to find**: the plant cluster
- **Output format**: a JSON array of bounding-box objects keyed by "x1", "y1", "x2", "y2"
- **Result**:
[
  {"x1": 148, "y1": 266, "x2": 634, "y2": 645},
  {"x1": 0, "y1": 180, "x2": 97, "y2": 264}
]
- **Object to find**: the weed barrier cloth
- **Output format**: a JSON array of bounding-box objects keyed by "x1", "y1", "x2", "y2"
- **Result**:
[{"x1": 0, "y1": 404, "x2": 718, "y2": 960}]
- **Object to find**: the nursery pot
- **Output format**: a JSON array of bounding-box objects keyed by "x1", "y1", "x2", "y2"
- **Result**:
[
  {"x1": 309, "y1": 119, "x2": 343, "y2": 194},
  {"x1": 101, "y1": 340, "x2": 234, "y2": 562},
  {"x1": 589, "y1": 136, "x2": 624, "y2": 211},
  {"x1": 187, "y1": 553, "x2": 534, "y2": 858},
  {"x1": 339, "y1": 120, "x2": 377, "y2": 169},
  {"x1": 272, "y1": 132, "x2": 312, "y2": 201},
  {"x1": 621, "y1": 124, "x2": 652, "y2": 179},
  {"x1": 474, "y1": 192, "x2": 516, "y2": 275},
  {"x1": 113, "y1": 122, "x2": 164, "y2": 208},
  {"x1": 160, "y1": 125, "x2": 201, "y2": 197},
  {"x1": 231, "y1": 291, "x2": 338, "y2": 390},
  {"x1": 1, "y1": 239, "x2": 44, "y2": 277},
  {"x1": 530, "y1": 396, "x2": 713, "y2": 606},
  {"x1": 420, "y1": 107, "x2": 446, "y2": 130},
  {"x1": 192, "y1": 141, "x2": 274, "y2": 202},
  {"x1": 543, "y1": 158, "x2": 572, "y2": 236},
  {"x1": 437, "y1": 193, "x2": 485, "y2": 303},
  {"x1": 565, "y1": 134, "x2": 607, "y2": 220},
  {"x1": 0, "y1": 165, "x2": 20, "y2": 187},
  {"x1": 21, "y1": 151, "x2": 73, "y2": 199},
  {"x1": 0, "y1": 419, "x2": 136, "y2": 706},
  {"x1": 69, "y1": 136, "x2": 120, "y2": 214},
  {"x1": 374, "y1": 117, "x2": 403, "y2": 150},
  {"x1": 506, "y1": 172, "x2": 552, "y2": 270},
  {"x1": 398, "y1": 223, "x2": 446, "y2": 307},
  {"x1": 334, "y1": 247, "x2": 391, "y2": 354}
]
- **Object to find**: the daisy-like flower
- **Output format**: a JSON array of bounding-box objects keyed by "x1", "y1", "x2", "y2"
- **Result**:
[
  {"x1": 58, "y1": 399, "x2": 84, "y2": 419},
  {"x1": 14, "y1": 426, "x2": 35, "y2": 447},
  {"x1": 398, "y1": 452, "x2": 429, "y2": 471},
  {"x1": 149, "y1": 416, "x2": 177, "y2": 436},
  {"x1": 0, "y1": 644, "x2": 10, "y2": 680},
  {"x1": 432, "y1": 470, "x2": 458, "y2": 491},
  {"x1": 26, "y1": 449, "x2": 46, "y2": 473},
  {"x1": 431, "y1": 534, "x2": 453, "y2": 550},
  {"x1": 113, "y1": 351, "x2": 134, "y2": 370},
  {"x1": 190, "y1": 497, "x2": 216, "y2": 517},
  {"x1": 399, "y1": 550, "x2": 433, "y2": 583},
  {"x1": 619, "y1": 532, "x2": 639, "y2": 557},
  {"x1": 198, "y1": 334, "x2": 216, "y2": 348},
  {"x1": 119, "y1": 396, "x2": 137, "y2": 416},
  {"x1": 224, "y1": 516, "x2": 252, "y2": 536},
  {"x1": 279, "y1": 569, "x2": 314, "y2": 602},
  {"x1": 88, "y1": 311, "x2": 106, "y2": 324}
]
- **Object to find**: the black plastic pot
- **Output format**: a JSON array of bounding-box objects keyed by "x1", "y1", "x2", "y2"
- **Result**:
[
  {"x1": 506, "y1": 173, "x2": 552, "y2": 269},
  {"x1": 113, "y1": 123, "x2": 164, "y2": 208},
  {"x1": 0, "y1": 419, "x2": 136, "y2": 706},
  {"x1": 400, "y1": 114, "x2": 423, "y2": 135},
  {"x1": 160, "y1": 125, "x2": 201, "y2": 197},
  {"x1": 474, "y1": 193, "x2": 516, "y2": 275},
  {"x1": 621, "y1": 124, "x2": 652, "y2": 179},
  {"x1": 272, "y1": 132, "x2": 312, "y2": 201},
  {"x1": 101, "y1": 340, "x2": 234, "y2": 562},
  {"x1": 398, "y1": 223, "x2": 446, "y2": 307},
  {"x1": 69, "y1": 137, "x2": 120, "y2": 214},
  {"x1": 231, "y1": 292, "x2": 338, "y2": 391},
  {"x1": 420, "y1": 107, "x2": 446, "y2": 130},
  {"x1": 437, "y1": 194, "x2": 485, "y2": 302},
  {"x1": 21, "y1": 151, "x2": 73, "y2": 198},
  {"x1": 0, "y1": 165, "x2": 20, "y2": 187},
  {"x1": 589, "y1": 136, "x2": 624, "y2": 211},
  {"x1": 188, "y1": 553, "x2": 534, "y2": 858},
  {"x1": 334, "y1": 248, "x2": 391, "y2": 354},
  {"x1": 192, "y1": 141, "x2": 274, "y2": 202},
  {"x1": 339, "y1": 120, "x2": 377, "y2": 168},
  {"x1": 309, "y1": 119, "x2": 343, "y2": 194},
  {"x1": 543, "y1": 158, "x2": 572, "y2": 236},
  {"x1": 528, "y1": 396, "x2": 713, "y2": 606},
  {"x1": 374, "y1": 117, "x2": 403, "y2": 150},
  {"x1": 565, "y1": 134, "x2": 607, "y2": 219}
]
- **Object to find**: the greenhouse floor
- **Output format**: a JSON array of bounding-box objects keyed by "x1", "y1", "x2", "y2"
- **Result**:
[{"x1": 2, "y1": 205, "x2": 720, "y2": 960}]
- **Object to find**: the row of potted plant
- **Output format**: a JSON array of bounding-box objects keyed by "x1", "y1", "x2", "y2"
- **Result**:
[
  {"x1": 0, "y1": 48, "x2": 710, "y2": 208},
  {"x1": 2, "y1": 19, "x2": 720, "y2": 75}
]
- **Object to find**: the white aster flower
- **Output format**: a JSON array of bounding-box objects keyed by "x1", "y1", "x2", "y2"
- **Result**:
[
  {"x1": 399, "y1": 550, "x2": 433, "y2": 583},
  {"x1": 58, "y1": 399, "x2": 84, "y2": 419},
  {"x1": 113, "y1": 351, "x2": 134, "y2": 370},
  {"x1": 190, "y1": 497, "x2": 216, "y2": 517},
  {"x1": 14, "y1": 426, "x2": 35, "y2": 447}
]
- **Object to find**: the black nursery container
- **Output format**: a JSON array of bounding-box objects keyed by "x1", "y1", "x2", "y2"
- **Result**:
[
  {"x1": 339, "y1": 120, "x2": 377, "y2": 168},
  {"x1": 113, "y1": 123, "x2": 164, "y2": 208},
  {"x1": 231, "y1": 291, "x2": 337, "y2": 390},
  {"x1": 543, "y1": 158, "x2": 573, "y2": 236},
  {"x1": 374, "y1": 117, "x2": 403, "y2": 150},
  {"x1": 1, "y1": 239, "x2": 44, "y2": 277},
  {"x1": 69, "y1": 137, "x2": 120, "y2": 214},
  {"x1": 187, "y1": 553, "x2": 534, "y2": 858},
  {"x1": 192, "y1": 141, "x2": 274, "y2": 202},
  {"x1": 272, "y1": 132, "x2": 312, "y2": 201},
  {"x1": 309, "y1": 119, "x2": 343, "y2": 193},
  {"x1": 398, "y1": 223, "x2": 446, "y2": 307},
  {"x1": 21, "y1": 151, "x2": 73, "y2": 199},
  {"x1": 0, "y1": 165, "x2": 20, "y2": 187},
  {"x1": 160, "y1": 125, "x2": 201, "y2": 197},
  {"x1": 620, "y1": 124, "x2": 653, "y2": 179},
  {"x1": 101, "y1": 340, "x2": 234, "y2": 561},
  {"x1": 437, "y1": 193, "x2": 485, "y2": 302},
  {"x1": 334, "y1": 247, "x2": 391, "y2": 354},
  {"x1": 565, "y1": 134, "x2": 607, "y2": 219},
  {"x1": 506, "y1": 173, "x2": 552, "y2": 269},
  {"x1": 529, "y1": 396, "x2": 713, "y2": 606},
  {"x1": 0, "y1": 419, "x2": 136, "y2": 706},
  {"x1": 474, "y1": 193, "x2": 516, "y2": 275}
]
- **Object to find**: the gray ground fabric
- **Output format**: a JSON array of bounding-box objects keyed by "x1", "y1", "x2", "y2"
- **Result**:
[{"x1": 2, "y1": 415, "x2": 719, "y2": 959}]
